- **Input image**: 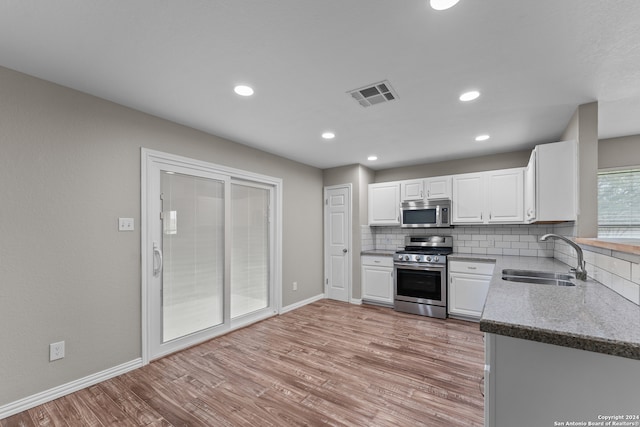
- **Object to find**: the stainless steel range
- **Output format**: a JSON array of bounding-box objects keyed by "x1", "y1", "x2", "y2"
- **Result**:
[{"x1": 394, "y1": 235, "x2": 453, "y2": 319}]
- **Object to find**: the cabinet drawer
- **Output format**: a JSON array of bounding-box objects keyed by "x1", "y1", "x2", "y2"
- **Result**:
[
  {"x1": 449, "y1": 260, "x2": 495, "y2": 275},
  {"x1": 361, "y1": 255, "x2": 394, "y2": 268}
]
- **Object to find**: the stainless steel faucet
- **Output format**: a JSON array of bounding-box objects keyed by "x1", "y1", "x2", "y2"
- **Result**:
[{"x1": 540, "y1": 234, "x2": 588, "y2": 280}]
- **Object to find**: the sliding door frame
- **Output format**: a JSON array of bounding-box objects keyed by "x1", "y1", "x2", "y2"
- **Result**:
[{"x1": 141, "y1": 148, "x2": 282, "y2": 365}]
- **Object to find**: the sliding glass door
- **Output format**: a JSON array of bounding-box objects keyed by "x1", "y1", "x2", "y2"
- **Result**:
[
  {"x1": 161, "y1": 171, "x2": 225, "y2": 342},
  {"x1": 230, "y1": 182, "x2": 270, "y2": 319},
  {"x1": 143, "y1": 150, "x2": 280, "y2": 362}
]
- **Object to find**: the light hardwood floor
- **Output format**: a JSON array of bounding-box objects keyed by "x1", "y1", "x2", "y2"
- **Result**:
[{"x1": 2, "y1": 300, "x2": 485, "y2": 426}]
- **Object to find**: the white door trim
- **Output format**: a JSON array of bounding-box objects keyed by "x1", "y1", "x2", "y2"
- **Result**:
[
  {"x1": 141, "y1": 148, "x2": 282, "y2": 365},
  {"x1": 323, "y1": 184, "x2": 352, "y2": 302}
]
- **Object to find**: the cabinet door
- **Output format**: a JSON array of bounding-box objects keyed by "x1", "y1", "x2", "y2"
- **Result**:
[
  {"x1": 362, "y1": 265, "x2": 394, "y2": 304},
  {"x1": 448, "y1": 272, "x2": 491, "y2": 319},
  {"x1": 368, "y1": 182, "x2": 400, "y2": 225},
  {"x1": 425, "y1": 176, "x2": 452, "y2": 200},
  {"x1": 487, "y1": 169, "x2": 524, "y2": 223},
  {"x1": 452, "y1": 173, "x2": 485, "y2": 224},
  {"x1": 524, "y1": 150, "x2": 536, "y2": 223},
  {"x1": 401, "y1": 179, "x2": 424, "y2": 201}
]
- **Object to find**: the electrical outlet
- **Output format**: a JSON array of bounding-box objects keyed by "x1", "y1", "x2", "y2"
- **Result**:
[
  {"x1": 118, "y1": 217, "x2": 134, "y2": 231},
  {"x1": 50, "y1": 341, "x2": 65, "y2": 361},
  {"x1": 292, "y1": 281, "x2": 298, "y2": 291}
]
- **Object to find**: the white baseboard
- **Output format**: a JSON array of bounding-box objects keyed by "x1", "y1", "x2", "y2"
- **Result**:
[
  {"x1": 0, "y1": 358, "x2": 143, "y2": 420},
  {"x1": 280, "y1": 293, "x2": 325, "y2": 314},
  {"x1": 350, "y1": 298, "x2": 362, "y2": 305}
]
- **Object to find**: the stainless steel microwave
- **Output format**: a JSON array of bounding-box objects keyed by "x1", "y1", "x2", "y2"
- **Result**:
[{"x1": 401, "y1": 200, "x2": 451, "y2": 228}]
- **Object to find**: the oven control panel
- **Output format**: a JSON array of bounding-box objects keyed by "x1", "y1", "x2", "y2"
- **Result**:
[{"x1": 394, "y1": 253, "x2": 446, "y2": 265}]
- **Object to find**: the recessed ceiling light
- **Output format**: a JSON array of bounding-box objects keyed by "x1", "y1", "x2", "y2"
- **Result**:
[
  {"x1": 234, "y1": 85, "x2": 254, "y2": 96},
  {"x1": 430, "y1": 0, "x2": 460, "y2": 11},
  {"x1": 321, "y1": 132, "x2": 336, "y2": 140},
  {"x1": 367, "y1": 155, "x2": 378, "y2": 161},
  {"x1": 460, "y1": 90, "x2": 480, "y2": 102},
  {"x1": 475, "y1": 134, "x2": 490, "y2": 142}
]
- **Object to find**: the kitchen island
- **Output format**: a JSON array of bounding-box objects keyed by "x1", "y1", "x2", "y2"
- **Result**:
[{"x1": 469, "y1": 255, "x2": 640, "y2": 427}]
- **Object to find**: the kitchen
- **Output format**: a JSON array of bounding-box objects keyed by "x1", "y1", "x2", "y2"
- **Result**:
[{"x1": 2, "y1": 1, "x2": 640, "y2": 426}]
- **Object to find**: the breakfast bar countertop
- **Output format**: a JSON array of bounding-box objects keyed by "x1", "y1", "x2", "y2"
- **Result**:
[{"x1": 448, "y1": 254, "x2": 640, "y2": 360}]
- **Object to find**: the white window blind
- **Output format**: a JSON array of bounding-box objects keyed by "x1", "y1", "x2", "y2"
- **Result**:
[{"x1": 598, "y1": 169, "x2": 640, "y2": 238}]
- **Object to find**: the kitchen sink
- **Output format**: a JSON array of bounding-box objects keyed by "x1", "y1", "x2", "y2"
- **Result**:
[
  {"x1": 501, "y1": 269, "x2": 576, "y2": 286},
  {"x1": 501, "y1": 269, "x2": 574, "y2": 281},
  {"x1": 501, "y1": 276, "x2": 576, "y2": 286}
]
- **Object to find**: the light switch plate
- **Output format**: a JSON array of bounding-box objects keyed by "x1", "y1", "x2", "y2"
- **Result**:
[{"x1": 118, "y1": 218, "x2": 134, "y2": 231}]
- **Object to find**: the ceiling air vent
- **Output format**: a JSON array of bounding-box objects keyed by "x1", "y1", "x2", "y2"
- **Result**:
[{"x1": 347, "y1": 80, "x2": 398, "y2": 107}]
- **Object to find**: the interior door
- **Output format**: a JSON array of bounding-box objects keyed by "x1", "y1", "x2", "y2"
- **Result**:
[{"x1": 324, "y1": 185, "x2": 351, "y2": 302}]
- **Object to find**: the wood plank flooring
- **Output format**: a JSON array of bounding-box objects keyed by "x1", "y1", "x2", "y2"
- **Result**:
[{"x1": 1, "y1": 300, "x2": 485, "y2": 426}]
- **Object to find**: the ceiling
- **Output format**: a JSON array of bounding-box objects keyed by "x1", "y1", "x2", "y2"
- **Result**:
[{"x1": 2, "y1": 1, "x2": 640, "y2": 170}]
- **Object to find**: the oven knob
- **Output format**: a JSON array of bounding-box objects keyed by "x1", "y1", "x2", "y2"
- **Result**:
[
  {"x1": 426, "y1": 256, "x2": 432, "y2": 262},
  {"x1": 434, "y1": 256, "x2": 439, "y2": 262},
  {"x1": 404, "y1": 255, "x2": 410, "y2": 261}
]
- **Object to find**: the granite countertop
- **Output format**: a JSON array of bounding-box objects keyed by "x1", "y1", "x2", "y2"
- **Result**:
[
  {"x1": 361, "y1": 249, "x2": 397, "y2": 257},
  {"x1": 451, "y1": 255, "x2": 640, "y2": 360}
]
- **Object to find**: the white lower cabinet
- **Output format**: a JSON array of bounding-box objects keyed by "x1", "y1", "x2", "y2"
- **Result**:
[
  {"x1": 448, "y1": 260, "x2": 495, "y2": 320},
  {"x1": 361, "y1": 255, "x2": 394, "y2": 306},
  {"x1": 485, "y1": 333, "x2": 640, "y2": 427}
]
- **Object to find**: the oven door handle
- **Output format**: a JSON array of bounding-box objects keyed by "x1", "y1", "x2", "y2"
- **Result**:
[{"x1": 394, "y1": 263, "x2": 445, "y2": 272}]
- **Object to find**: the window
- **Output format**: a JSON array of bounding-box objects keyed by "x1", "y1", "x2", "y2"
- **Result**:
[{"x1": 598, "y1": 168, "x2": 640, "y2": 238}]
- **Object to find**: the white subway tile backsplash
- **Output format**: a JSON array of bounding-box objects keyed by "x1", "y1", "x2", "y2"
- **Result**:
[
  {"x1": 538, "y1": 249, "x2": 554, "y2": 257},
  {"x1": 632, "y1": 263, "x2": 640, "y2": 285},
  {"x1": 494, "y1": 228, "x2": 511, "y2": 234},
  {"x1": 364, "y1": 223, "x2": 557, "y2": 258},
  {"x1": 519, "y1": 249, "x2": 537, "y2": 257},
  {"x1": 610, "y1": 275, "x2": 640, "y2": 305}
]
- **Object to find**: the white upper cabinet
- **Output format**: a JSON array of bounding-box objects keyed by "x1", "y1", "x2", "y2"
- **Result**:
[
  {"x1": 452, "y1": 173, "x2": 485, "y2": 223},
  {"x1": 524, "y1": 149, "x2": 536, "y2": 222},
  {"x1": 368, "y1": 182, "x2": 401, "y2": 226},
  {"x1": 400, "y1": 179, "x2": 425, "y2": 201},
  {"x1": 425, "y1": 176, "x2": 452, "y2": 200},
  {"x1": 452, "y1": 168, "x2": 524, "y2": 224},
  {"x1": 486, "y1": 169, "x2": 524, "y2": 223},
  {"x1": 525, "y1": 140, "x2": 577, "y2": 223}
]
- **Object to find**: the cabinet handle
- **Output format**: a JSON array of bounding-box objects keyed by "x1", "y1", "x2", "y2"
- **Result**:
[
  {"x1": 481, "y1": 212, "x2": 483, "y2": 220},
  {"x1": 374, "y1": 260, "x2": 380, "y2": 263},
  {"x1": 489, "y1": 212, "x2": 492, "y2": 220},
  {"x1": 427, "y1": 190, "x2": 430, "y2": 198},
  {"x1": 467, "y1": 266, "x2": 477, "y2": 270}
]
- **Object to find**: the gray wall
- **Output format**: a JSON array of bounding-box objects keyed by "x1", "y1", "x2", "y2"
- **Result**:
[
  {"x1": 599, "y1": 134, "x2": 640, "y2": 169},
  {"x1": 0, "y1": 66, "x2": 323, "y2": 406},
  {"x1": 374, "y1": 150, "x2": 531, "y2": 182},
  {"x1": 561, "y1": 102, "x2": 598, "y2": 237}
]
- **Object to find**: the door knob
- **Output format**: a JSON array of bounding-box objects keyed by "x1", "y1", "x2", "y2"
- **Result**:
[{"x1": 343, "y1": 248, "x2": 348, "y2": 253}]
